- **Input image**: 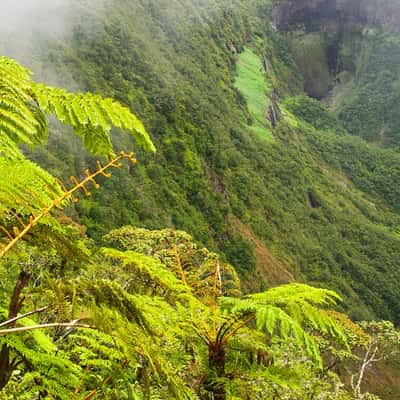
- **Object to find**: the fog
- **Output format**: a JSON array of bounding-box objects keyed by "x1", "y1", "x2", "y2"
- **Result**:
[
  {"x1": 0, "y1": 1, "x2": 75, "y2": 62},
  {"x1": 1, "y1": 1, "x2": 73, "y2": 37},
  {"x1": 0, "y1": 0, "x2": 228, "y2": 80},
  {"x1": 0, "y1": 0, "x2": 108, "y2": 88}
]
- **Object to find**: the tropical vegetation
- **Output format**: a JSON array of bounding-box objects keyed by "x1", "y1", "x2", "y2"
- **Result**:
[{"x1": 1, "y1": 0, "x2": 400, "y2": 398}]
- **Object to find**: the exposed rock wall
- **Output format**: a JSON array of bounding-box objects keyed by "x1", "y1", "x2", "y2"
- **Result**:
[
  {"x1": 273, "y1": 0, "x2": 400, "y2": 32},
  {"x1": 272, "y1": 0, "x2": 344, "y2": 30}
]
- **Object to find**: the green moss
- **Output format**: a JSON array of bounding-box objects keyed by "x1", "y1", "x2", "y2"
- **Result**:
[{"x1": 234, "y1": 48, "x2": 274, "y2": 141}]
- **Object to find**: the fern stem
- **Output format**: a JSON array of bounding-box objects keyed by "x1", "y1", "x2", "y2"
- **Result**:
[
  {"x1": 0, "y1": 306, "x2": 48, "y2": 328},
  {"x1": 0, "y1": 151, "x2": 136, "y2": 259},
  {"x1": 0, "y1": 322, "x2": 92, "y2": 335},
  {"x1": 173, "y1": 245, "x2": 189, "y2": 287}
]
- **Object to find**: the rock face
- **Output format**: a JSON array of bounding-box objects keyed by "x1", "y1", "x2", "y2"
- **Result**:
[
  {"x1": 272, "y1": 0, "x2": 343, "y2": 30},
  {"x1": 273, "y1": 0, "x2": 400, "y2": 32}
]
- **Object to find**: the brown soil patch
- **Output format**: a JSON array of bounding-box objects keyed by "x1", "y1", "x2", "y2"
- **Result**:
[
  {"x1": 229, "y1": 214, "x2": 294, "y2": 291},
  {"x1": 362, "y1": 361, "x2": 400, "y2": 399}
]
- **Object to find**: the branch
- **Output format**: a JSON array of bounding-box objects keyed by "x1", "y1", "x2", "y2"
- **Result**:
[
  {"x1": 353, "y1": 343, "x2": 378, "y2": 397},
  {"x1": 0, "y1": 322, "x2": 93, "y2": 335},
  {"x1": 0, "y1": 306, "x2": 48, "y2": 328},
  {"x1": 0, "y1": 151, "x2": 136, "y2": 259},
  {"x1": 8, "y1": 270, "x2": 31, "y2": 321}
]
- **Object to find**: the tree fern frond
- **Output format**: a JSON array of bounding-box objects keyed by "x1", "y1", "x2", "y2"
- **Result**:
[
  {"x1": 0, "y1": 56, "x2": 32, "y2": 86},
  {"x1": 102, "y1": 248, "x2": 191, "y2": 299},
  {"x1": 0, "y1": 57, "x2": 46, "y2": 147},
  {"x1": 31, "y1": 83, "x2": 156, "y2": 155},
  {"x1": 220, "y1": 283, "x2": 348, "y2": 366},
  {"x1": 247, "y1": 283, "x2": 342, "y2": 307}
]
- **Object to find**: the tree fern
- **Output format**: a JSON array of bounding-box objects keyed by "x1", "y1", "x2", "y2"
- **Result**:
[
  {"x1": 220, "y1": 284, "x2": 348, "y2": 366},
  {"x1": 103, "y1": 226, "x2": 242, "y2": 300},
  {"x1": 103, "y1": 228, "x2": 352, "y2": 399}
]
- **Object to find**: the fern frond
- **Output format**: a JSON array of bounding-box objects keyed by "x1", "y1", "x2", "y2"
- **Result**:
[
  {"x1": 249, "y1": 283, "x2": 342, "y2": 307},
  {"x1": 0, "y1": 57, "x2": 47, "y2": 147},
  {"x1": 0, "y1": 324, "x2": 82, "y2": 399},
  {"x1": 0, "y1": 56, "x2": 155, "y2": 155},
  {"x1": 101, "y1": 248, "x2": 190, "y2": 298},
  {"x1": 31, "y1": 83, "x2": 156, "y2": 155},
  {"x1": 103, "y1": 226, "x2": 242, "y2": 301},
  {"x1": 114, "y1": 315, "x2": 198, "y2": 400}
]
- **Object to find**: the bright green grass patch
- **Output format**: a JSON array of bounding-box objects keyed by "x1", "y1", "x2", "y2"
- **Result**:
[{"x1": 235, "y1": 48, "x2": 273, "y2": 141}]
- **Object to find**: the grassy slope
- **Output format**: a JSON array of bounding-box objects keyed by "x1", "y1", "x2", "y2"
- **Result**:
[{"x1": 234, "y1": 48, "x2": 273, "y2": 140}]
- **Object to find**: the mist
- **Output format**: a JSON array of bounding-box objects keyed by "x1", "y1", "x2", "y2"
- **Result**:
[
  {"x1": 0, "y1": 1, "x2": 76, "y2": 63},
  {"x1": 0, "y1": 0, "x2": 229, "y2": 82},
  {"x1": 1, "y1": 1, "x2": 73, "y2": 37}
]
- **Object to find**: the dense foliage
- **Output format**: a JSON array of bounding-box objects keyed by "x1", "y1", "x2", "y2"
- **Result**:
[
  {"x1": 2, "y1": 0, "x2": 400, "y2": 398},
  {"x1": 14, "y1": 0, "x2": 400, "y2": 330}
]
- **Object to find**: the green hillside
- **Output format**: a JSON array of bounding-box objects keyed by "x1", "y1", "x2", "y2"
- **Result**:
[
  {"x1": 21, "y1": 0, "x2": 400, "y2": 322},
  {"x1": 2, "y1": 0, "x2": 400, "y2": 397},
  {"x1": 234, "y1": 48, "x2": 273, "y2": 140}
]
